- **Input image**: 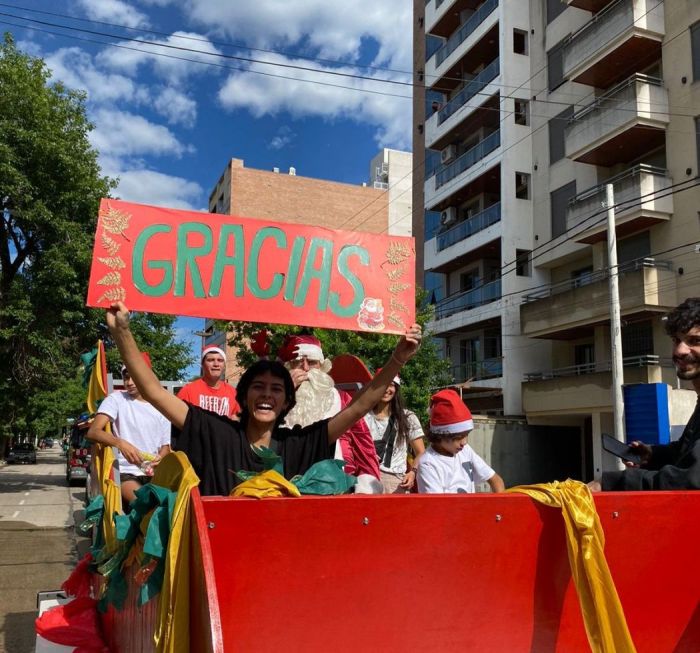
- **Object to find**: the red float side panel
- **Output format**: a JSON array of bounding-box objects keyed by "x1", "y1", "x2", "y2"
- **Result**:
[{"x1": 194, "y1": 492, "x2": 700, "y2": 653}]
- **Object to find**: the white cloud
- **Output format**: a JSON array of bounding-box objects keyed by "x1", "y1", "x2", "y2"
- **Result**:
[
  {"x1": 153, "y1": 87, "x2": 197, "y2": 127},
  {"x1": 112, "y1": 169, "x2": 204, "y2": 210},
  {"x1": 44, "y1": 47, "x2": 149, "y2": 105},
  {"x1": 184, "y1": 0, "x2": 412, "y2": 69},
  {"x1": 97, "y1": 31, "x2": 222, "y2": 83},
  {"x1": 75, "y1": 0, "x2": 150, "y2": 29},
  {"x1": 218, "y1": 53, "x2": 412, "y2": 149},
  {"x1": 268, "y1": 125, "x2": 295, "y2": 150},
  {"x1": 90, "y1": 108, "x2": 194, "y2": 158}
]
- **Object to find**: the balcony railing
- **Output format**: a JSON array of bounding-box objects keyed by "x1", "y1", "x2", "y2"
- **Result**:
[
  {"x1": 451, "y1": 357, "x2": 504, "y2": 383},
  {"x1": 435, "y1": 130, "x2": 500, "y2": 189},
  {"x1": 437, "y1": 203, "x2": 501, "y2": 251},
  {"x1": 521, "y1": 257, "x2": 673, "y2": 304},
  {"x1": 435, "y1": 278, "x2": 501, "y2": 320},
  {"x1": 523, "y1": 354, "x2": 660, "y2": 382},
  {"x1": 562, "y1": 0, "x2": 664, "y2": 80},
  {"x1": 566, "y1": 164, "x2": 672, "y2": 231},
  {"x1": 433, "y1": 0, "x2": 499, "y2": 67},
  {"x1": 438, "y1": 58, "x2": 499, "y2": 125}
]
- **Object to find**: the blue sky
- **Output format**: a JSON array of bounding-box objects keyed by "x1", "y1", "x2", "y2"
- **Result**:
[{"x1": 3, "y1": 0, "x2": 413, "y2": 377}]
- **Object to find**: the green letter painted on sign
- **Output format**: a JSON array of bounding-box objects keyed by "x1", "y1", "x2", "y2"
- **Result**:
[
  {"x1": 210, "y1": 224, "x2": 245, "y2": 297},
  {"x1": 328, "y1": 245, "x2": 368, "y2": 317},
  {"x1": 132, "y1": 224, "x2": 173, "y2": 296},
  {"x1": 247, "y1": 227, "x2": 286, "y2": 299},
  {"x1": 293, "y1": 238, "x2": 333, "y2": 310},
  {"x1": 175, "y1": 223, "x2": 213, "y2": 298}
]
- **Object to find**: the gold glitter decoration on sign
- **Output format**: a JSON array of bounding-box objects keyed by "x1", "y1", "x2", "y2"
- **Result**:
[
  {"x1": 101, "y1": 205, "x2": 132, "y2": 240},
  {"x1": 386, "y1": 266, "x2": 406, "y2": 281},
  {"x1": 388, "y1": 282, "x2": 410, "y2": 294},
  {"x1": 387, "y1": 314, "x2": 404, "y2": 329},
  {"x1": 390, "y1": 297, "x2": 408, "y2": 313},
  {"x1": 96, "y1": 272, "x2": 122, "y2": 286},
  {"x1": 101, "y1": 233, "x2": 120, "y2": 256},
  {"x1": 97, "y1": 256, "x2": 126, "y2": 270},
  {"x1": 385, "y1": 242, "x2": 411, "y2": 265},
  {"x1": 97, "y1": 287, "x2": 126, "y2": 303}
]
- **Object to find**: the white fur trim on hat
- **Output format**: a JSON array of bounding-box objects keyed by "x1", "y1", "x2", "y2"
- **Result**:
[
  {"x1": 202, "y1": 345, "x2": 226, "y2": 361},
  {"x1": 294, "y1": 343, "x2": 324, "y2": 362},
  {"x1": 429, "y1": 419, "x2": 474, "y2": 435}
]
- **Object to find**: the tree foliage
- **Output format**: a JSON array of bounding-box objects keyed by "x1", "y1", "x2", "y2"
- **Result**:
[
  {"x1": 220, "y1": 289, "x2": 450, "y2": 424},
  {"x1": 0, "y1": 35, "x2": 191, "y2": 441}
]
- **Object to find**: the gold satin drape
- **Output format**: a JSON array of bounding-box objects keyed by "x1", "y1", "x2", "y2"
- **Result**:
[
  {"x1": 506, "y1": 479, "x2": 636, "y2": 653},
  {"x1": 230, "y1": 469, "x2": 302, "y2": 498},
  {"x1": 93, "y1": 443, "x2": 122, "y2": 555},
  {"x1": 151, "y1": 451, "x2": 200, "y2": 653}
]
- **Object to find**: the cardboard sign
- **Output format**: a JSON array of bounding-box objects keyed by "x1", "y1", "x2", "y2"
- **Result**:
[{"x1": 87, "y1": 199, "x2": 416, "y2": 334}]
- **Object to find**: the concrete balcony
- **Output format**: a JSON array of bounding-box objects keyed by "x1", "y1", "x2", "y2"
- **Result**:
[
  {"x1": 520, "y1": 258, "x2": 677, "y2": 339},
  {"x1": 562, "y1": 0, "x2": 664, "y2": 88},
  {"x1": 566, "y1": 165, "x2": 673, "y2": 243},
  {"x1": 426, "y1": 0, "x2": 483, "y2": 38},
  {"x1": 522, "y1": 356, "x2": 678, "y2": 417},
  {"x1": 425, "y1": 59, "x2": 500, "y2": 148},
  {"x1": 426, "y1": 0, "x2": 499, "y2": 84},
  {"x1": 567, "y1": 0, "x2": 612, "y2": 11},
  {"x1": 450, "y1": 357, "x2": 503, "y2": 384},
  {"x1": 565, "y1": 74, "x2": 669, "y2": 166}
]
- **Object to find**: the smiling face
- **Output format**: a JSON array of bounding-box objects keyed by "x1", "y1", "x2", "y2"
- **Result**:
[
  {"x1": 122, "y1": 372, "x2": 141, "y2": 399},
  {"x1": 381, "y1": 381, "x2": 397, "y2": 403},
  {"x1": 245, "y1": 371, "x2": 291, "y2": 424},
  {"x1": 671, "y1": 326, "x2": 700, "y2": 381},
  {"x1": 201, "y1": 352, "x2": 225, "y2": 383}
]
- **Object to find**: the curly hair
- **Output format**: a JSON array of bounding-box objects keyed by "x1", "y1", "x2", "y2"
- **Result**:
[
  {"x1": 664, "y1": 298, "x2": 700, "y2": 337},
  {"x1": 235, "y1": 360, "x2": 296, "y2": 425}
]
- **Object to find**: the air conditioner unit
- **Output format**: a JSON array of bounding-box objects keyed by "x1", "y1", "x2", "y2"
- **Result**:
[
  {"x1": 440, "y1": 206, "x2": 457, "y2": 226},
  {"x1": 441, "y1": 144, "x2": 457, "y2": 164}
]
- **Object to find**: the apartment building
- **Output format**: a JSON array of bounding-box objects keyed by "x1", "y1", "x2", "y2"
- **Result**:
[
  {"x1": 204, "y1": 152, "x2": 412, "y2": 380},
  {"x1": 415, "y1": 0, "x2": 700, "y2": 477}
]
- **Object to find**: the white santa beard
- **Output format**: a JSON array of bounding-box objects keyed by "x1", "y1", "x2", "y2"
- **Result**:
[{"x1": 283, "y1": 368, "x2": 340, "y2": 428}]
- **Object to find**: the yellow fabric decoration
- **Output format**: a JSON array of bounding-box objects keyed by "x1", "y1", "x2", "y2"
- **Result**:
[
  {"x1": 506, "y1": 479, "x2": 636, "y2": 653},
  {"x1": 230, "y1": 469, "x2": 302, "y2": 498},
  {"x1": 93, "y1": 444, "x2": 122, "y2": 554},
  {"x1": 151, "y1": 452, "x2": 200, "y2": 653},
  {"x1": 86, "y1": 340, "x2": 108, "y2": 414}
]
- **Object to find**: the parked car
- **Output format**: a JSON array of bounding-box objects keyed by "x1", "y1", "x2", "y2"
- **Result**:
[
  {"x1": 7, "y1": 442, "x2": 37, "y2": 464},
  {"x1": 66, "y1": 420, "x2": 91, "y2": 486}
]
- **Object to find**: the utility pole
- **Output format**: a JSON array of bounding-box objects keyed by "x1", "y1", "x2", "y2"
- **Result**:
[{"x1": 606, "y1": 183, "x2": 625, "y2": 445}]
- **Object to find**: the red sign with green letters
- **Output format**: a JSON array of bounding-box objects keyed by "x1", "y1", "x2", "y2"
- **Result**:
[{"x1": 87, "y1": 199, "x2": 415, "y2": 334}]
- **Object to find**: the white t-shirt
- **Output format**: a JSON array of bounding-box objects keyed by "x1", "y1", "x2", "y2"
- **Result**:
[
  {"x1": 363, "y1": 410, "x2": 424, "y2": 475},
  {"x1": 417, "y1": 444, "x2": 495, "y2": 494},
  {"x1": 98, "y1": 391, "x2": 171, "y2": 476}
]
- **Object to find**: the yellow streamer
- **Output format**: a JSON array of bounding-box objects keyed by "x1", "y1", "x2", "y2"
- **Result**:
[
  {"x1": 506, "y1": 479, "x2": 636, "y2": 653},
  {"x1": 230, "y1": 469, "x2": 302, "y2": 498},
  {"x1": 93, "y1": 443, "x2": 122, "y2": 554},
  {"x1": 151, "y1": 452, "x2": 200, "y2": 653}
]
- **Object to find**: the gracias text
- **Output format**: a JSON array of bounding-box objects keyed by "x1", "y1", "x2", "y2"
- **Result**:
[{"x1": 132, "y1": 222, "x2": 370, "y2": 317}]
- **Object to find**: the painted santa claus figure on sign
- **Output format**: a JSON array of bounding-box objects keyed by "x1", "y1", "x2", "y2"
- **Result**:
[{"x1": 273, "y1": 334, "x2": 381, "y2": 484}]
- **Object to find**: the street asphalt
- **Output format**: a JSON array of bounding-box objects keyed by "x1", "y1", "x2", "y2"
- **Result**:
[{"x1": 0, "y1": 446, "x2": 87, "y2": 652}]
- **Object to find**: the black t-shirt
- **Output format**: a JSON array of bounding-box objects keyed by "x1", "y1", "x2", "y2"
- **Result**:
[{"x1": 175, "y1": 406, "x2": 334, "y2": 496}]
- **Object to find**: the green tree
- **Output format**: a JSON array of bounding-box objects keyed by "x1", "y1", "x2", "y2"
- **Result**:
[
  {"x1": 220, "y1": 289, "x2": 450, "y2": 424},
  {"x1": 0, "y1": 35, "x2": 192, "y2": 447}
]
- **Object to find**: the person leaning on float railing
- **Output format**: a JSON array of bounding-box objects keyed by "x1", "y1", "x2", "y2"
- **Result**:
[{"x1": 105, "y1": 302, "x2": 422, "y2": 496}]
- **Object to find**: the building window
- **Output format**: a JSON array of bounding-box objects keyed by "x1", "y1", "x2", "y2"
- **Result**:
[
  {"x1": 547, "y1": 0, "x2": 566, "y2": 24},
  {"x1": 550, "y1": 180, "x2": 576, "y2": 238},
  {"x1": 692, "y1": 21, "x2": 700, "y2": 81},
  {"x1": 618, "y1": 230, "x2": 651, "y2": 270},
  {"x1": 547, "y1": 39, "x2": 567, "y2": 92},
  {"x1": 514, "y1": 99, "x2": 530, "y2": 125},
  {"x1": 513, "y1": 29, "x2": 528, "y2": 55},
  {"x1": 549, "y1": 105, "x2": 574, "y2": 164},
  {"x1": 574, "y1": 343, "x2": 594, "y2": 369},
  {"x1": 515, "y1": 172, "x2": 531, "y2": 199},
  {"x1": 622, "y1": 321, "x2": 653, "y2": 358},
  {"x1": 516, "y1": 249, "x2": 532, "y2": 277}
]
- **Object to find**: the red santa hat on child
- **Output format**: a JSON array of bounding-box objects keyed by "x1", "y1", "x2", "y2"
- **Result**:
[
  {"x1": 429, "y1": 389, "x2": 474, "y2": 434},
  {"x1": 201, "y1": 345, "x2": 226, "y2": 361}
]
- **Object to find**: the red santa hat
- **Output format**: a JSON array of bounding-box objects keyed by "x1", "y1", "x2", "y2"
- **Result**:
[
  {"x1": 278, "y1": 335, "x2": 325, "y2": 363},
  {"x1": 121, "y1": 351, "x2": 152, "y2": 376},
  {"x1": 429, "y1": 389, "x2": 474, "y2": 434},
  {"x1": 201, "y1": 345, "x2": 226, "y2": 362}
]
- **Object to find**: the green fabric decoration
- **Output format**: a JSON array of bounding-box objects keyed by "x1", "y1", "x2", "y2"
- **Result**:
[
  {"x1": 236, "y1": 445, "x2": 284, "y2": 481},
  {"x1": 291, "y1": 459, "x2": 357, "y2": 495},
  {"x1": 80, "y1": 348, "x2": 98, "y2": 389}
]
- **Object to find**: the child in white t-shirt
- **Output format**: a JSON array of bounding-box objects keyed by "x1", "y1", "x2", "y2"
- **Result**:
[{"x1": 417, "y1": 389, "x2": 505, "y2": 494}]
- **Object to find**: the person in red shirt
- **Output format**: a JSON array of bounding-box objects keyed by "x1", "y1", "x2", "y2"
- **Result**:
[{"x1": 177, "y1": 345, "x2": 240, "y2": 420}]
